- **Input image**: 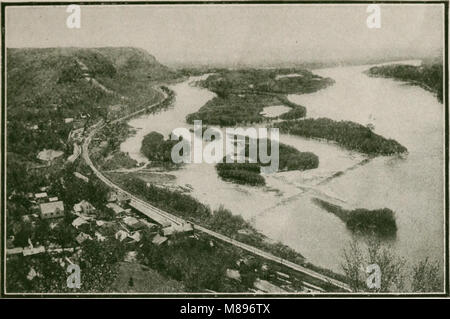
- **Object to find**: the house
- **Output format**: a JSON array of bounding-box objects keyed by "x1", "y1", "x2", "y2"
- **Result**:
[
  {"x1": 72, "y1": 216, "x2": 89, "y2": 229},
  {"x1": 39, "y1": 201, "x2": 65, "y2": 219},
  {"x1": 47, "y1": 247, "x2": 75, "y2": 254},
  {"x1": 237, "y1": 228, "x2": 252, "y2": 236},
  {"x1": 37, "y1": 149, "x2": 64, "y2": 163},
  {"x1": 106, "y1": 202, "x2": 125, "y2": 215},
  {"x1": 23, "y1": 246, "x2": 45, "y2": 256},
  {"x1": 128, "y1": 231, "x2": 141, "y2": 242},
  {"x1": 162, "y1": 223, "x2": 194, "y2": 237},
  {"x1": 73, "y1": 200, "x2": 95, "y2": 214},
  {"x1": 162, "y1": 226, "x2": 175, "y2": 237},
  {"x1": 123, "y1": 216, "x2": 145, "y2": 231},
  {"x1": 253, "y1": 279, "x2": 287, "y2": 293},
  {"x1": 115, "y1": 230, "x2": 128, "y2": 242},
  {"x1": 107, "y1": 192, "x2": 118, "y2": 202},
  {"x1": 6, "y1": 237, "x2": 14, "y2": 249},
  {"x1": 124, "y1": 251, "x2": 137, "y2": 262},
  {"x1": 117, "y1": 192, "x2": 131, "y2": 203},
  {"x1": 48, "y1": 197, "x2": 59, "y2": 202},
  {"x1": 27, "y1": 268, "x2": 39, "y2": 280},
  {"x1": 64, "y1": 118, "x2": 74, "y2": 124},
  {"x1": 226, "y1": 269, "x2": 241, "y2": 281},
  {"x1": 182, "y1": 223, "x2": 194, "y2": 233},
  {"x1": 95, "y1": 232, "x2": 106, "y2": 242},
  {"x1": 107, "y1": 191, "x2": 130, "y2": 203},
  {"x1": 152, "y1": 234, "x2": 168, "y2": 246},
  {"x1": 21, "y1": 215, "x2": 32, "y2": 223},
  {"x1": 96, "y1": 220, "x2": 105, "y2": 227},
  {"x1": 96, "y1": 221, "x2": 118, "y2": 237},
  {"x1": 140, "y1": 219, "x2": 158, "y2": 231},
  {"x1": 276, "y1": 271, "x2": 290, "y2": 279},
  {"x1": 7, "y1": 247, "x2": 24, "y2": 255},
  {"x1": 75, "y1": 233, "x2": 92, "y2": 244},
  {"x1": 34, "y1": 192, "x2": 48, "y2": 200},
  {"x1": 74, "y1": 172, "x2": 89, "y2": 183}
]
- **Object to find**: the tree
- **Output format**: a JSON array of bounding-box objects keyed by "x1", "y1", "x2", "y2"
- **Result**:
[
  {"x1": 13, "y1": 222, "x2": 32, "y2": 247},
  {"x1": 341, "y1": 238, "x2": 405, "y2": 292},
  {"x1": 411, "y1": 257, "x2": 443, "y2": 292},
  {"x1": 341, "y1": 240, "x2": 362, "y2": 291},
  {"x1": 128, "y1": 277, "x2": 134, "y2": 287},
  {"x1": 34, "y1": 220, "x2": 52, "y2": 245},
  {"x1": 53, "y1": 222, "x2": 77, "y2": 248}
]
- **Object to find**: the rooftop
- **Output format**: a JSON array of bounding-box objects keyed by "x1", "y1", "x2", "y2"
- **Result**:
[{"x1": 40, "y1": 201, "x2": 64, "y2": 214}]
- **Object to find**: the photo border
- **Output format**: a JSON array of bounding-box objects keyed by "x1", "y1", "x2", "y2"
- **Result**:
[{"x1": 1, "y1": 0, "x2": 448, "y2": 298}]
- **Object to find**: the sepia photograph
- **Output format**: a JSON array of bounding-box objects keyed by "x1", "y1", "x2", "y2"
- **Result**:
[{"x1": 1, "y1": 1, "x2": 448, "y2": 298}]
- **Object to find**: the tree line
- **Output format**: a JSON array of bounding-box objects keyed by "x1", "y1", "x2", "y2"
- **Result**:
[
  {"x1": 277, "y1": 118, "x2": 407, "y2": 156},
  {"x1": 367, "y1": 62, "x2": 443, "y2": 102}
]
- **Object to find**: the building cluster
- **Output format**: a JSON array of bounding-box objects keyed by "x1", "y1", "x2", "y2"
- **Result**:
[
  {"x1": 7, "y1": 185, "x2": 195, "y2": 262},
  {"x1": 26, "y1": 187, "x2": 65, "y2": 220}
]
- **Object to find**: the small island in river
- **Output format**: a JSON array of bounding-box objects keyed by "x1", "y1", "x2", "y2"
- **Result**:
[
  {"x1": 186, "y1": 68, "x2": 334, "y2": 125},
  {"x1": 216, "y1": 140, "x2": 319, "y2": 186},
  {"x1": 313, "y1": 198, "x2": 398, "y2": 238}
]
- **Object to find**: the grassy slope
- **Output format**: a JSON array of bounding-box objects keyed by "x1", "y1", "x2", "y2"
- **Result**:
[{"x1": 111, "y1": 262, "x2": 185, "y2": 293}]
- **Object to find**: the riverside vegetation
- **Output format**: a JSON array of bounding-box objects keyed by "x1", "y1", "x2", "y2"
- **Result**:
[
  {"x1": 276, "y1": 118, "x2": 408, "y2": 156},
  {"x1": 366, "y1": 59, "x2": 443, "y2": 102},
  {"x1": 216, "y1": 140, "x2": 318, "y2": 186},
  {"x1": 186, "y1": 68, "x2": 333, "y2": 125},
  {"x1": 313, "y1": 198, "x2": 397, "y2": 238}
]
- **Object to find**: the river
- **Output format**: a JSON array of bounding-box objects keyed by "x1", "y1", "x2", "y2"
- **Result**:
[{"x1": 120, "y1": 63, "x2": 445, "y2": 277}]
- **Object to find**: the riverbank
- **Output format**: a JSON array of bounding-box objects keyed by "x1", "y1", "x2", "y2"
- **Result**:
[
  {"x1": 365, "y1": 61, "x2": 443, "y2": 102},
  {"x1": 89, "y1": 86, "x2": 176, "y2": 171}
]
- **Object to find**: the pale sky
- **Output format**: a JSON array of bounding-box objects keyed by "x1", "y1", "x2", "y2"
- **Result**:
[{"x1": 5, "y1": 4, "x2": 444, "y2": 66}]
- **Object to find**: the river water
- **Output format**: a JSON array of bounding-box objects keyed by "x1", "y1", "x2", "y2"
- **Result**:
[{"x1": 120, "y1": 63, "x2": 445, "y2": 276}]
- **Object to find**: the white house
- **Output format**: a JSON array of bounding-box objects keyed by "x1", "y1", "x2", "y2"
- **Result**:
[{"x1": 39, "y1": 201, "x2": 65, "y2": 219}]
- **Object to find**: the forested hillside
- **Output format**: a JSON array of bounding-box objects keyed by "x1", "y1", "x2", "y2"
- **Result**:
[{"x1": 6, "y1": 47, "x2": 179, "y2": 160}]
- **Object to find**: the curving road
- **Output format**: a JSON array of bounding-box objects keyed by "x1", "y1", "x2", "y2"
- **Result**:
[{"x1": 82, "y1": 87, "x2": 351, "y2": 293}]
